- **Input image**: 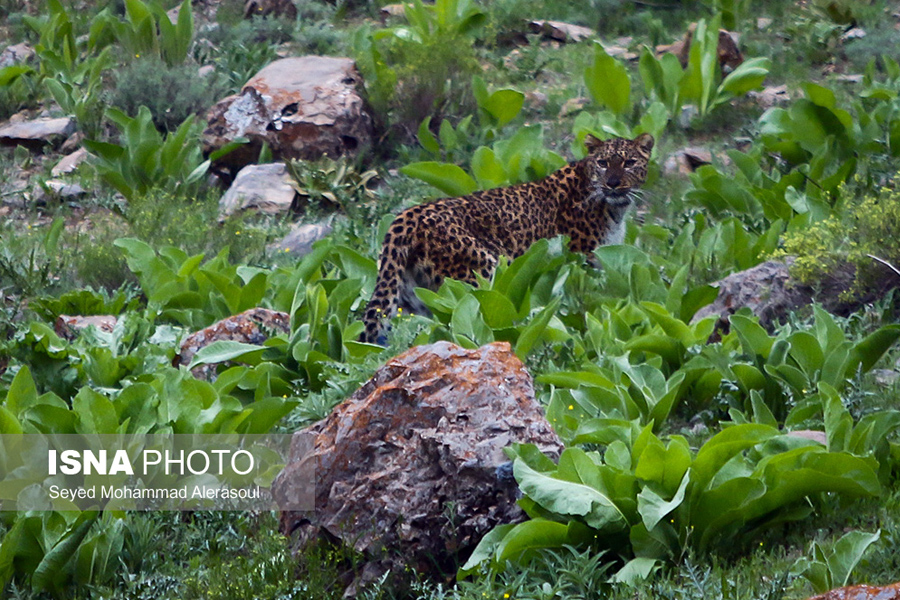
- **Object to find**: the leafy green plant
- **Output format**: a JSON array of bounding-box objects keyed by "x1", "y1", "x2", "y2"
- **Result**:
[
  {"x1": 114, "y1": 239, "x2": 270, "y2": 329},
  {"x1": 83, "y1": 107, "x2": 211, "y2": 201},
  {"x1": 463, "y1": 423, "x2": 881, "y2": 578},
  {"x1": 354, "y1": 0, "x2": 485, "y2": 134},
  {"x1": 110, "y1": 59, "x2": 226, "y2": 133},
  {"x1": 286, "y1": 158, "x2": 379, "y2": 214},
  {"x1": 585, "y1": 42, "x2": 632, "y2": 117},
  {"x1": 638, "y1": 17, "x2": 771, "y2": 124},
  {"x1": 92, "y1": 0, "x2": 194, "y2": 67},
  {"x1": 0, "y1": 218, "x2": 65, "y2": 299},
  {"x1": 792, "y1": 530, "x2": 881, "y2": 593},
  {"x1": 402, "y1": 125, "x2": 566, "y2": 195},
  {"x1": 777, "y1": 181, "x2": 900, "y2": 299},
  {"x1": 41, "y1": 47, "x2": 112, "y2": 137}
]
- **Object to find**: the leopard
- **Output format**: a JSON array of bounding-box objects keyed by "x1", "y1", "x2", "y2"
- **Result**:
[{"x1": 360, "y1": 132, "x2": 654, "y2": 345}]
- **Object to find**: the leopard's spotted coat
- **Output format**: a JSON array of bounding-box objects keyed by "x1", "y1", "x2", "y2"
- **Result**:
[{"x1": 361, "y1": 133, "x2": 654, "y2": 344}]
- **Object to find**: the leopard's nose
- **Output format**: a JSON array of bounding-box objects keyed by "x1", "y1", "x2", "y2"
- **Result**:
[{"x1": 606, "y1": 174, "x2": 621, "y2": 187}]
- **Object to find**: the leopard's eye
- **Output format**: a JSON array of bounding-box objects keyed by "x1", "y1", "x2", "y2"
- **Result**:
[
  {"x1": 624, "y1": 159, "x2": 637, "y2": 168},
  {"x1": 597, "y1": 159, "x2": 609, "y2": 169}
]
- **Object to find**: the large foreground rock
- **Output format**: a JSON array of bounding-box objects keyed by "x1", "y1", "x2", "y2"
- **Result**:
[
  {"x1": 274, "y1": 341, "x2": 563, "y2": 586},
  {"x1": 203, "y1": 56, "x2": 374, "y2": 176},
  {"x1": 808, "y1": 584, "x2": 900, "y2": 600}
]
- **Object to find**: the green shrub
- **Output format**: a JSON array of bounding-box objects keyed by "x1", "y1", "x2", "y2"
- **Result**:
[
  {"x1": 110, "y1": 58, "x2": 226, "y2": 133},
  {"x1": 84, "y1": 107, "x2": 210, "y2": 202},
  {"x1": 354, "y1": 0, "x2": 486, "y2": 138},
  {"x1": 92, "y1": 0, "x2": 194, "y2": 66},
  {"x1": 779, "y1": 183, "x2": 900, "y2": 299}
]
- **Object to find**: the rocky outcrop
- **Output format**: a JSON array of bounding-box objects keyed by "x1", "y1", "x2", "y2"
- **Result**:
[
  {"x1": 0, "y1": 117, "x2": 75, "y2": 151},
  {"x1": 218, "y1": 162, "x2": 298, "y2": 219},
  {"x1": 202, "y1": 57, "x2": 374, "y2": 177},
  {"x1": 54, "y1": 315, "x2": 118, "y2": 341},
  {"x1": 274, "y1": 341, "x2": 563, "y2": 588},
  {"x1": 693, "y1": 260, "x2": 812, "y2": 334},
  {"x1": 692, "y1": 256, "x2": 896, "y2": 339},
  {"x1": 528, "y1": 20, "x2": 595, "y2": 43},
  {"x1": 177, "y1": 308, "x2": 291, "y2": 379},
  {"x1": 807, "y1": 584, "x2": 900, "y2": 600}
]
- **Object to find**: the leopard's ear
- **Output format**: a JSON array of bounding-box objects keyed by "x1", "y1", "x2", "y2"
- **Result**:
[
  {"x1": 584, "y1": 134, "x2": 604, "y2": 153},
  {"x1": 634, "y1": 133, "x2": 655, "y2": 154}
]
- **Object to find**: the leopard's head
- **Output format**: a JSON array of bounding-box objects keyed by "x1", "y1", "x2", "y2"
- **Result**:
[{"x1": 584, "y1": 133, "x2": 654, "y2": 206}]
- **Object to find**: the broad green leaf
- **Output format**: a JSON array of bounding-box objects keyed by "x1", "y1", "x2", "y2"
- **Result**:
[
  {"x1": 514, "y1": 458, "x2": 629, "y2": 532},
  {"x1": 585, "y1": 42, "x2": 631, "y2": 115},
  {"x1": 416, "y1": 117, "x2": 440, "y2": 155},
  {"x1": 399, "y1": 162, "x2": 478, "y2": 196},
  {"x1": 187, "y1": 341, "x2": 267, "y2": 369},
  {"x1": 32, "y1": 512, "x2": 99, "y2": 593},
  {"x1": 637, "y1": 470, "x2": 690, "y2": 531},
  {"x1": 826, "y1": 530, "x2": 881, "y2": 588}
]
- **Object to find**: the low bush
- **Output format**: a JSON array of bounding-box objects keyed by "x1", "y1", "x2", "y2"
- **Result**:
[{"x1": 110, "y1": 58, "x2": 226, "y2": 133}]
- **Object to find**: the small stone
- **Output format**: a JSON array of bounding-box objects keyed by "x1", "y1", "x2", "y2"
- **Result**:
[
  {"x1": 873, "y1": 369, "x2": 900, "y2": 386},
  {"x1": 841, "y1": 27, "x2": 867, "y2": 42},
  {"x1": 748, "y1": 84, "x2": 790, "y2": 109},
  {"x1": 836, "y1": 74, "x2": 863, "y2": 84},
  {"x1": 268, "y1": 221, "x2": 333, "y2": 258},
  {"x1": 44, "y1": 180, "x2": 86, "y2": 199},
  {"x1": 681, "y1": 147, "x2": 713, "y2": 169},
  {"x1": 524, "y1": 90, "x2": 548, "y2": 109},
  {"x1": 678, "y1": 105, "x2": 699, "y2": 128},
  {"x1": 55, "y1": 315, "x2": 117, "y2": 340},
  {"x1": 177, "y1": 307, "x2": 291, "y2": 380},
  {"x1": 558, "y1": 96, "x2": 589, "y2": 118},
  {"x1": 379, "y1": 3, "x2": 405, "y2": 21},
  {"x1": 807, "y1": 584, "x2": 900, "y2": 600},
  {"x1": 528, "y1": 20, "x2": 595, "y2": 43},
  {"x1": 757, "y1": 17, "x2": 773, "y2": 30},
  {"x1": 0, "y1": 43, "x2": 35, "y2": 68},
  {"x1": 51, "y1": 147, "x2": 89, "y2": 176},
  {"x1": 218, "y1": 162, "x2": 297, "y2": 219},
  {"x1": 197, "y1": 65, "x2": 216, "y2": 78},
  {"x1": 59, "y1": 132, "x2": 84, "y2": 155}
]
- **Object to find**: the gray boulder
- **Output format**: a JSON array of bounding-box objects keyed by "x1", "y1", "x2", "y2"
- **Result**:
[{"x1": 203, "y1": 56, "x2": 374, "y2": 176}]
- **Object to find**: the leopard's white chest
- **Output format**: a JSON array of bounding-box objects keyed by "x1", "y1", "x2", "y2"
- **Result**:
[{"x1": 599, "y1": 205, "x2": 629, "y2": 246}]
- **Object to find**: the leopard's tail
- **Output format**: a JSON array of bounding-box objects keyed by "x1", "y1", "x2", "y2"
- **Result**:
[{"x1": 360, "y1": 231, "x2": 410, "y2": 345}]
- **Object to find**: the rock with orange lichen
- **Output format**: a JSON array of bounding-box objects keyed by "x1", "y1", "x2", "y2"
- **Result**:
[
  {"x1": 176, "y1": 308, "x2": 290, "y2": 379},
  {"x1": 808, "y1": 584, "x2": 900, "y2": 600},
  {"x1": 273, "y1": 341, "x2": 563, "y2": 590}
]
